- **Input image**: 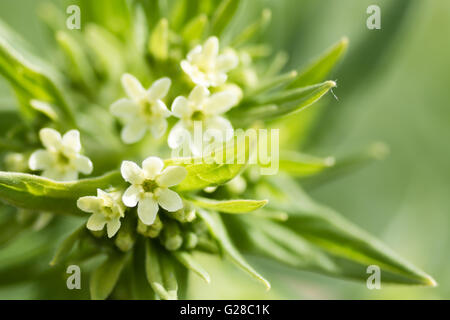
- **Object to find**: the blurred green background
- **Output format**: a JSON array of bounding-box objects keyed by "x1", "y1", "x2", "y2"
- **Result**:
[{"x1": 0, "y1": 0, "x2": 448, "y2": 299}]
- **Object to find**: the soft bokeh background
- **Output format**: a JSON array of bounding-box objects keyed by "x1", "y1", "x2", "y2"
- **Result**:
[{"x1": 0, "y1": 0, "x2": 448, "y2": 299}]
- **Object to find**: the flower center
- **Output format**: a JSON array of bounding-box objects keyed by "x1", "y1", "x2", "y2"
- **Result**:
[
  {"x1": 140, "y1": 100, "x2": 153, "y2": 119},
  {"x1": 142, "y1": 179, "x2": 159, "y2": 193},
  {"x1": 57, "y1": 152, "x2": 70, "y2": 165},
  {"x1": 191, "y1": 110, "x2": 205, "y2": 121},
  {"x1": 102, "y1": 206, "x2": 117, "y2": 219}
]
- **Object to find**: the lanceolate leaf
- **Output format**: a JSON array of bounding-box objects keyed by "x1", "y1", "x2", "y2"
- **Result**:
[
  {"x1": 90, "y1": 251, "x2": 129, "y2": 300},
  {"x1": 275, "y1": 151, "x2": 336, "y2": 177},
  {"x1": 288, "y1": 37, "x2": 349, "y2": 88},
  {"x1": 166, "y1": 135, "x2": 253, "y2": 192},
  {"x1": 145, "y1": 240, "x2": 178, "y2": 300},
  {"x1": 231, "y1": 215, "x2": 337, "y2": 273},
  {"x1": 0, "y1": 24, "x2": 75, "y2": 127},
  {"x1": 50, "y1": 224, "x2": 87, "y2": 266},
  {"x1": 197, "y1": 209, "x2": 270, "y2": 290},
  {"x1": 263, "y1": 175, "x2": 436, "y2": 286},
  {"x1": 0, "y1": 171, "x2": 125, "y2": 216},
  {"x1": 229, "y1": 81, "x2": 336, "y2": 124},
  {"x1": 172, "y1": 251, "x2": 210, "y2": 283},
  {"x1": 301, "y1": 142, "x2": 389, "y2": 188},
  {"x1": 191, "y1": 197, "x2": 268, "y2": 214},
  {"x1": 210, "y1": 0, "x2": 240, "y2": 36}
]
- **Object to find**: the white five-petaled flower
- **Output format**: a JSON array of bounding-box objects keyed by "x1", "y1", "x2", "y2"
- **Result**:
[
  {"x1": 29, "y1": 128, "x2": 93, "y2": 181},
  {"x1": 110, "y1": 74, "x2": 172, "y2": 144},
  {"x1": 77, "y1": 189, "x2": 126, "y2": 238},
  {"x1": 121, "y1": 157, "x2": 187, "y2": 226},
  {"x1": 181, "y1": 36, "x2": 239, "y2": 88},
  {"x1": 168, "y1": 85, "x2": 238, "y2": 155}
]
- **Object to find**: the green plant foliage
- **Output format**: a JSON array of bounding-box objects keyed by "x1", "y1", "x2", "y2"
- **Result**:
[{"x1": 0, "y1": 0, "x2": 436, "y2": 300}]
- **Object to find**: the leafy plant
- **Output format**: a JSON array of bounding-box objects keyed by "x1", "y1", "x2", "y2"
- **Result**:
[{"x1": 0, "y1": 0, "x2": 435, "y2": 299}]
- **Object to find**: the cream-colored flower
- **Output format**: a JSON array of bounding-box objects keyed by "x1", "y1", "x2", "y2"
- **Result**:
[
  {"x1": 181, "y1": 36, "x2": 238, "y2": 87},
  {"x1": 121, "y1": 157, "x2": 187, "y2": 226},
  {"x1": 29, "y1": 128, "x2": 93, "y2": 181},
  {"x1": 168, "y1": 85, "x2": 238, "y2": 155},
  {"x1": 77, "y1": 189, "x2": 125, "y2": 238},
  {"x1": 110, "y1": 74, "x2": 172, "y2": 144}
]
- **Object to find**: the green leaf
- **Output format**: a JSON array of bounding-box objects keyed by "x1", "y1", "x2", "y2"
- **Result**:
[
  {"x1": 172, "y1": 251, "x2": 210, "y2": 283},
  {"x1": 182, "y1": 14, "x2": 208, "y2": 45},
  {"x1": 149, "y1": 18, "x2": 169, "y2": 61},
  {"x1": 191, "y1": 196, "x2": 268, "y2": 214},
  {"x1": 0, "y1": 24, "x2": 75, "y2": 127},
  {"x1": 90, "y1": 251, "x2": 129, "y2": 300},
  {"x1": 301, "y1": 142, "x2": 389, "y2": 188},
  {"x1": 263, "y1": 175, "x2": 436, "y2": 286},
  {"x1": 131, "y1": 239, "x2": 156, "y2": 300},
  {"x1": 50, "y1": 224, "x2": 87, "y2": 266},
  {"x1": 231, "y1": 8, "x2": 271, "y2": 47},
  {"x1": 169, "y1": 0, "x2": 188, "y2": 31},
  {"x1": 0, "y1": 171, "x2": 125, "y2": 216},
  {"x1": 165, "y1": 135, "x2": 253, "y2": 192},
  {"x1": 85, "y1": 24, "x2": 124, "y2": 79},
  {"x1": 56, "y1": 31, "x2": 97, "y2": 91},
  {"x1": 289, "y1": 37, "x2": 348, "y2": 88},
  {"x1": 197, "y1": 209, "x2": 270, "y2": 290},
  {"x1": 229, "y1": 81, "x2": 336, "y2": 124},
  {"x1": 210, "y1": 0, "x2": 240, "y2": 36},
  {"x1": 274, "y1": 151, "x2": 335, "y2": 177},
  {"x1": 145, "y1": 240, "x2": 178, "y2": 300},
  {"x1": 232, "y1": 215, "x2": 337, "y2": 273}
]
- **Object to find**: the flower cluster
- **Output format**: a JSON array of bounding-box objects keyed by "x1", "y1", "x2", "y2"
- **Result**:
[
  {"x1": 111, "y1": 37, "x2": 241, "y2": 155},
  {"x1": 79, "y1": 37, "x2": 239, "y2": 237},
  {"x1": 28, "y1": 37, "x2": 240, "y2": 239}
]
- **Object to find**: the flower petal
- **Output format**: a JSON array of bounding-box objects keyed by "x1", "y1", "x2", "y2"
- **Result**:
[
  {"x1": 42, "y1": 168, "x2": 63, "y2": 181},
  {"x1": 148, "y1": 77, "x2": 171, "y2": 101},
  {"x1": 153, "y1": 100, "x2": 171, "y2": 118},
  {"x1": 87, "y1": 213, "x2": 107, "y2": 231},
  {"x1": 73, "y1": 155, "x2": 93, "y2": 175},
  {"x1": 28, "y1": 150, "x2": 52, "y2": 170},
  {"x1": 121, "y1": 161, "x2": 145, "y2": 184},
  {"x1": 167, "y1": 121, "x2": 191, "y2": 149},
  {"x1": 62, "y1": 130, "x2": 81, "y2": 153},
  {"x1": 217, "y1": 49, "x2": 239, "y2": 72},
  {"x1": 186, "y1": 45, "x2": 202, "y2": 62},
  {"x1": 156, "y1": 166, "x2": 187, "y2": 187},
  {"x1": 77, "y1": 196, "x2": 104, "y2": 213},
  {"x1": 121, "y1": 121, "x2": 147, "y2": 144},
  {"x1": 171, "y1": 96, "x2": 190, "y2": 118},
  {"x1": 122, "y1": 185, "x2": 141, "y2": 207},
  {"x1": 121, "y1": 73, "x2": 146, "y2": 101},
  {"x1": 110, "y1": 98, "x2": 139, "y2": 117},
  {"x1": 157, "y1": 188, "x2": 183, "y2": 212},
  {"x1": 189, "y1": 86, "x2": 209, "y2": 106},
  {"x1": 137, "y1": 196, "x2": 159, "y2": 225},
  {"x1": 204, "y1": 116, "x2": 234, "y2": 142},
  {"x1": 106, "y1": 218, "x2": 121, "y2": 238},
  {"x1": 204, "y1": 91, "x2": 238, "y2": 115},
  {"x1": 60, "y1": 170, "x2": 79, "y2": 181},
  {"x1": 39, "y1": 128, "x2": 62, "y2": 151},
  {"x1": 142, "y1": 156, "x2": 164, "y2": 179},
  {"x1": 149, "y1": 118, "x2": 168, "y2": 139},
  {"x1": 203, "y1": 36, "x2": 219, "y2": 60}
]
